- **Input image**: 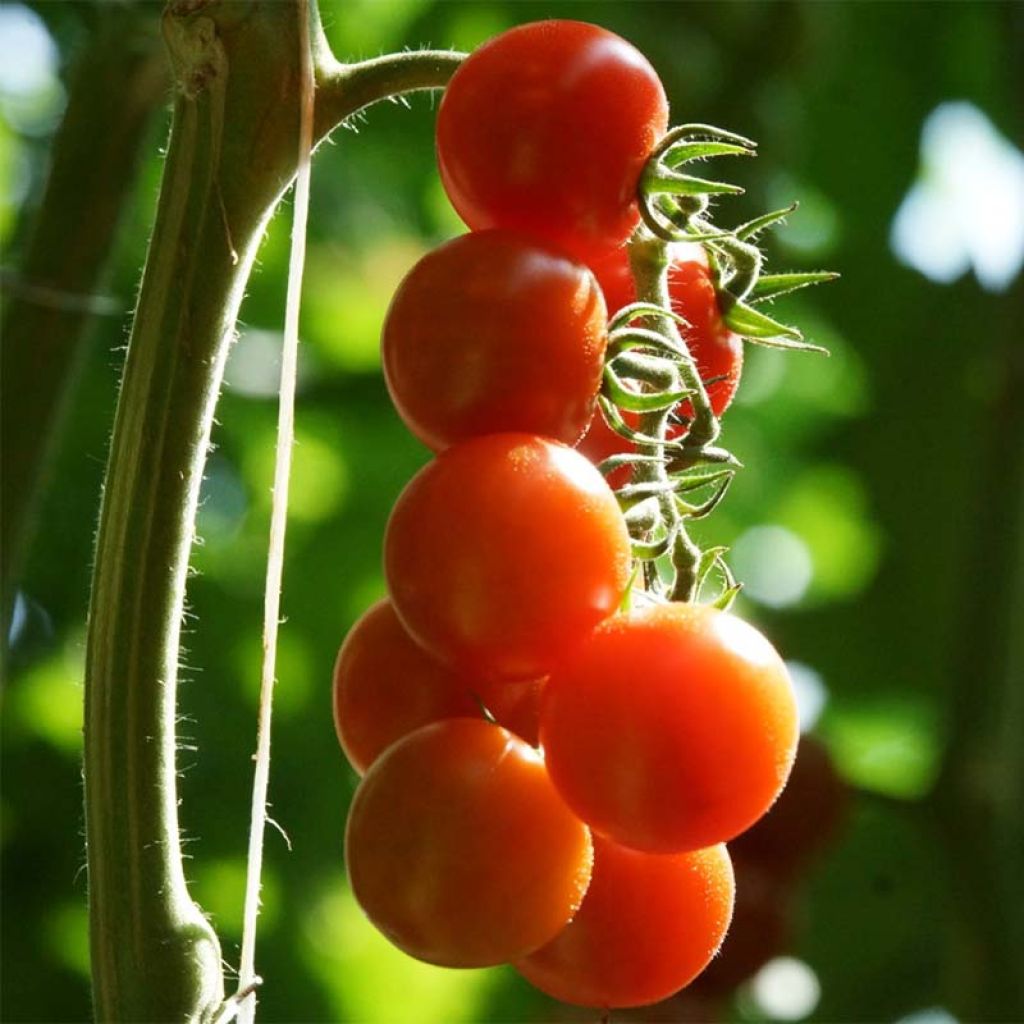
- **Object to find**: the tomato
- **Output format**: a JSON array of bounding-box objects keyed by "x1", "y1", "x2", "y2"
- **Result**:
[
  {"x1": 576, "y1": 252, "x2": 742, "y2": 483},
  {"x1": 690, "y1": 857, "x2": 792, "y2": 997},
  {"x1": 384, "y1": 433, "x2": 632, "y2": 682},
  {"x1": 382, "y1": 230, "x2": 607, "y2": 452},
  {"x1": 345, "y1": 718, "x2": 593, "y2": 968},
  {"x1": 515, "y1": 834, "x2": 734, "y2": 1008},
  {"x1": 436, "y1": 21, "x2": 669, "y2": 262},
  {"x1": 540, "y1": 602, "x2": 799, "y2": 852},
  {"x1": 333, "y1": 599, "x2": 544, "y2": 773}
]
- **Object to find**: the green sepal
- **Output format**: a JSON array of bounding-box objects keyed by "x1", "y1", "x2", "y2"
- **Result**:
[
  {"x1": 646, "y1": 167, "x2": 745, "y2": 197},
  {"x1": 597, "y1": 452, "x2": 664, "y2": 475},
  {"x1": 658, "y1": 122, "x2": 757, "y2": 150},
  {"x1": 668, "y1": 445, "x2": 742, "y2": 470},
  {"x1": 608, "y1": 324, "x2": 689, "y2": 358},
  {"x1": 663, "y1": 141, "x2": 754, "y2": 168},
  {"x1": 603, "y1": 372, "x2": 690, "y2": 414},
  {"x1": 670, "y1": 467, "x2": 735, "y2": 495},
  {"x1": 750, "y1": 271, "x2": 840, "y2": 303},
  {"x1": 597, "y1": 397, "x2": 689, "y2": 452},
  {"x1": 694, "y1": 545, "x2": 729, "y2": 595},
  {"x1": 712, "y1": 582, "x2": 743, "y2": 611},
  {"x1": 735, "y1": 204, "x2": 797, "y2": 241},
  {"x1": 610, "y1": 303, "x2": 692, "y2": 332},
  {"x1": 618, "y1": 563, "x2": 643, "y2": 614},
  {"x1": 676, "y1": 471, "x2": 733, "y2": 519},
  {"x1": 724, "y1": 300, "x2": 805, "y2": 342},
  {"x1": 631, "y1": 533, "x2": 675, "y2": 561}
]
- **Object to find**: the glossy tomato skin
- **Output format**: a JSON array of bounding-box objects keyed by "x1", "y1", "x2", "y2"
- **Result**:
[
  {"x1": 333, "y1": 598, "x2": 544, "y2": 773},
  {"x1": 345, "y1": 719, "x2": 593, "y2": 968},
  {"x1": 436, "y1": 21, "x2": 669, "y2": 262},
  {"x1": 541, "y1": 603, "x2": 799, "y2": 853},
  {"x1": 515, "y1": 834, "x2": 734, "y2": 1008},
  {"x1": 382, "y1": 230, "x2": 607, "y2": 452},
  {"x1": 384, "y1": 433, "x2": 632, "y2": 682}
]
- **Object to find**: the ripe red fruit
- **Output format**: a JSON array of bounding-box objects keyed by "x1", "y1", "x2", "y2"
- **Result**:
[
  {"x1": 381, "y1": 230, "x2": 607, "y2": 452},
  {"x1": 384, "y1": 433, "x2": 632, "y2": 682},
  {"x1": 345, "y1": 719, "x2": 593, "y2": 968},
  {"x1": 515, "y1": 834, "x2": 734, "y2": 1008},
  {"x1": 541, "y1": 602, "x2": 799, "y2": 853},
  {"x1": 333, "y1": 599, "x2": 544, "y2": 773},
  {"x1": 436, "y1": 20, "x2": 669, "y2": 262}
]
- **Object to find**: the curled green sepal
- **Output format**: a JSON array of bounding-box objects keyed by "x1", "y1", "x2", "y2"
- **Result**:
[
  {"x1": 603, "y1": 373, "x2": 690, "y2": 415},
  {"x1": 631, "y1": 531, "x2": 676, "y2": 561},
  {"x1": 693, "y1": 546, "x2": 742, "y2": 609},
  {"x1": 675, "y1": 471, "x2": 734, "y2": 519},
  {"x1": 750, "y1": 271, "x2": 840, "y2": 303},
  {"x1": 596, "y1": 397, "x2": 690, "y2": 452},
  {"x1": 608, "y1": 325, "x2": 690, "y2": 359},
  {"x1": 609, "y1": 303, "x2": 691, "y2": 334},
  {"x1": 655, "y1": 122, "x2": 757, "y2": 153},
  {"x1": 667, "y1": 444, "x2": 742, "y2": 470}
]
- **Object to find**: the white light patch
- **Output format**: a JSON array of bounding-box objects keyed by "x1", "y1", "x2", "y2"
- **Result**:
[
  {"x1": 750, "y1": 956, "x2": 821, "y2": 1021},
  {"x1": 785, "y1": 660, "x2": 828, "y2": 733},
  {"x1": 891, "y1": 102, "x2": 1024, "y2": 292},
  {"x1": 896, "y1": 1009, "x2": 959, "y2": 1024},
  {"x1": 732, "y1": 525, "x2": 813, "y2": 609},
  {"x1": 0, "y1": 6, "x2": 57, "y2": 98}
]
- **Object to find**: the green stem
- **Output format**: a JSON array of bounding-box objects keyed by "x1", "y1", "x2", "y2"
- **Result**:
[
  {"x1": 0, "y1": 8, "x2": 166, "y2": 643},
  {"x1": 82, "y1": 4, "x2": 463, "y2": 1018},
  {"x1": 627, "y1": 232, "x2": 718, "y2": 601}
]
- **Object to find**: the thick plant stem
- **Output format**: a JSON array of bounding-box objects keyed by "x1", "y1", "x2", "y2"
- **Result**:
[
  {"x1": 0, "y1": 8, "x2": 166, "y2": 644},
  {"x1": 83, "y1": 2, "x2": 462, "y2": 1018}
]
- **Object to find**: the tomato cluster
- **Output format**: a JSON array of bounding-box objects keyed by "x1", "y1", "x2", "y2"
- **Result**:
[{"x1": 332, "y1": 19, "x2": 807, "y2": 1012}]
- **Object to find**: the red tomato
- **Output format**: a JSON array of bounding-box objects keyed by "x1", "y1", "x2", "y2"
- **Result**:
[
  {"x1": 690, "y1": 858, "x2": 792, "y2": 997},
  {"x1": 515, "y1": 834, "x2": 734, "y2": 1008},
  {"x1": 540, "y1": 602, "x2": 799, "y2": 853},
  {"x1": 436, "y1": 21, "x2": 669, "y2": 262},
  {"x1": 345, "y1": 718, "x2": 593, "y2": 968},
  {"x1": 576, "y1": 253, "x2": 743, "y2": 482},
  {"x1": 382, "y1": 230, "x2": 607, "y2": 451},
  {"x1": 333, "y1": 598, "x2": 544, "y2": 774},
  {"x1": 384, "y1": 433, "x2": 632, "y2": 682}
]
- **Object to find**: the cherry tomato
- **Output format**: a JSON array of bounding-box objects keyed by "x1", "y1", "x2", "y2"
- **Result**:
[
  {"x1": 382, "y1": 230, "x2": 607, "y2": 452},
  {"x1": 345, "y1": 718, "x2": 593, "y2": 968},
  {"x1": 436, "y1": 21, "x2": 669, "y2": 262},
  {"x1": 690, "y1": 857, "x2": 792, "y2": 998},
  {"x1": 384, "y1": 433, "x2": 632, "y2": 682},
  {"x1": 576, "y1": 253, "x2": 743, "y2": 481},
  {"x1": 515, "y1": 834, "x2": 734, "y2": 1008},
  {"x1": 540, "y1": 602, "x2": 799, "y2": 853},
  {"x1": 333, "y1": 599, "x2": 544, "y2": 774}
]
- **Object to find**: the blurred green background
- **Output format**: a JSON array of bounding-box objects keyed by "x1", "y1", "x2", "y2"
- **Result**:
[{"x1": 2, "y1": 2, "x2": 1022, "y2": 1022}]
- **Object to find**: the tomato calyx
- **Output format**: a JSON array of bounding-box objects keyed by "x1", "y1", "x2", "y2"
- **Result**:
[
  {"x1": 588, "y1": 124, "x2": 837, "y2": 605},
  {"x1": 637, "y1": 124, "x2": 836, "y2": 351}
]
